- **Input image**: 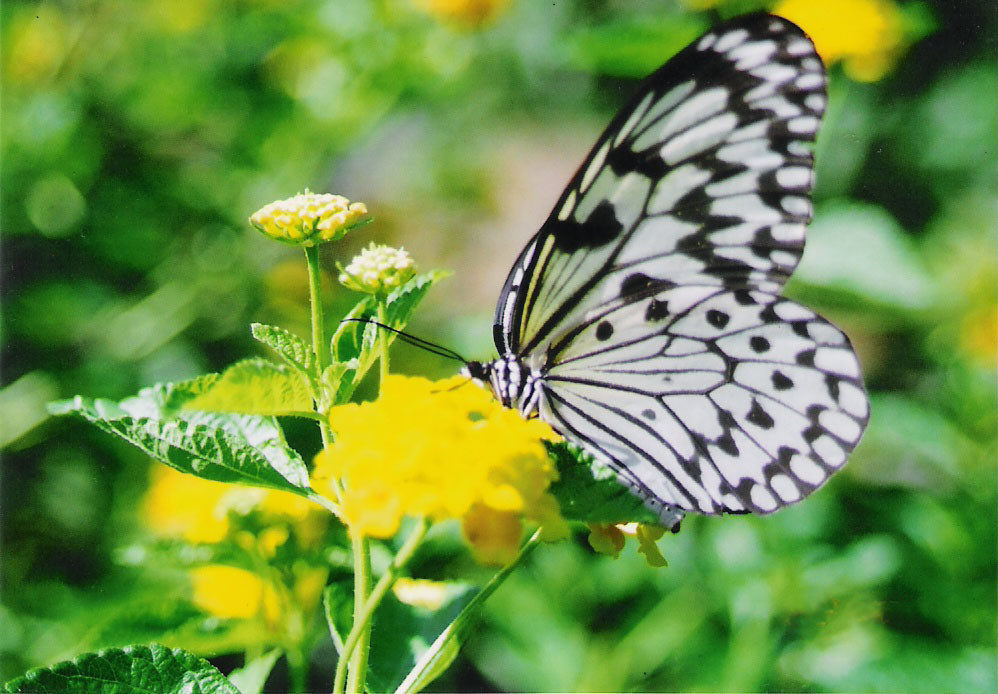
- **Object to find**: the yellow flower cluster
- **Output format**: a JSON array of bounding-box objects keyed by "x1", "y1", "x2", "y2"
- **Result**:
[
  {"x1": 773, "y1": 0, "x2": 905, "y2": 82},
  {"x1": 313, "y1": 374, "x2": 568, "y2": 564},
  {"x1": 249, "y1": 191, "x2": 368, "y2": 246},
  {"x1": 588, "y1": 523, "x2": 668, "y2": 568},
  {"x1": 339, "y1": 243, "x2": 417, "y2": 295}
]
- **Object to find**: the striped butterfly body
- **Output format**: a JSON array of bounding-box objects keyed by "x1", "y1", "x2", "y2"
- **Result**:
[{"x1": 464, "y1": 13, "x2": 869, "y2": 530}]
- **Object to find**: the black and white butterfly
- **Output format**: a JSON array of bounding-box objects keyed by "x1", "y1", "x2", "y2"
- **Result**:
[{"x1": 463, "y1": 13, "x2": 869, "y2": 530}]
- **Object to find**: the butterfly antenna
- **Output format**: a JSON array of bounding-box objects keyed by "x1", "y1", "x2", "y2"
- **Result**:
[{"x1": 340, "y1": 318, "x2": 468, "y2": 363}]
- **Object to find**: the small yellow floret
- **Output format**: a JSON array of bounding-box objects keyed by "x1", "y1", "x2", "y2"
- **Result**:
[
  {"x1": 773, "y1": 0, "x2": 904, "y2": 82},
  {"x1": 313, "y1": 375, "x2": 568, "y2": 563},
  {"x1": 249, "y1": 190, "x2": 368, "y2": 246},
  {"x1": 339, "y1": 243, "x2": 416, "y2": 295}
]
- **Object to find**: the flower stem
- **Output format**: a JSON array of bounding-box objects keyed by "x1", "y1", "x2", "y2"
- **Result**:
[
  {"x1": 303, "y1": 244, "x2": 345, "y2": 502},
  {"x1": 395, "y1": 529, "x2": 543, "y2": 694},
  {"x1": 334, "y1": 519, "x2": 429, "y2": 694},
  {"x1": 377, "y1": 300, "x2": 389, "y2": 387},
  {"x1": 346, "y1": 534, "x2": 371, "y2": 694},
  {"x1": 304, "y1": 245, "x2": 330, "y2": 373}
]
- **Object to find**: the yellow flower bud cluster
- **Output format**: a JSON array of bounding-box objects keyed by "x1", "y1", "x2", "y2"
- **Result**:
[
  {"x1": 339, "y1": 243, "x2": 416, "y2": 295},
  {"x1": 249, "y1": 191, "x2": 367, "y2": 246}
]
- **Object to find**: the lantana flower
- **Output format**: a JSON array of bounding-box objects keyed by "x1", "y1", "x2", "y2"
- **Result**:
[
  {"x1": 249, "y1": 190, "x2": 368, "y2": 246},
  {"x1": 773, "y1": 0, "x2": 905, "y2": 82},
  {"x1": 338, "y1": 243, "x2": 416, "y2": 295},
  {"x1": 313, "y1": 374, "x2": 569, "y2": 564}
]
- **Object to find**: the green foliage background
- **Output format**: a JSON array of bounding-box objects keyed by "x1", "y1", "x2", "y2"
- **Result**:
[{"x1": 2, "y1": 0, "x2": 995, "y2": 691}]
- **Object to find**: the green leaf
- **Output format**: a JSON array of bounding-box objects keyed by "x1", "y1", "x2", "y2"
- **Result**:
[
  {"x1": 331, "y1": 296, "x2": 376, "y2": 363},
  {"x1": 50, "y1": 384, "x2": 311, "y2": 495},
  {"x1": 567, "y1": 14, "x2": 707, "y2": 78},
  {"x1": 227, "y1": 650, "x2": 281, "y2": 694},
  {"x1": 330, "y1": 270, "x2": 450, "y2": 398},
  {"x1": 251, "y1": 323, "x2": 317, "y2": 384},
  {"x1": 382, "y1": 270, "x2": 450, "y2": 331},
  {"x1": 183, "y1": 358, "x2": 314, "y2": 416},
  {"x1": 791, "y1": 200, "x2": 936, "y2": 310},
  {"x1": 545, "y1": 441, "x2": 661, "y2": 525},
  {"x1": 3, "y1": 643, "x2": 239, "y2": 693},
  {"x1": 366, "y1": 581, "x2": 476, "y2": 693},
  {"x1": 323, "y1": 359, "x2": 360, "y2": 407}
]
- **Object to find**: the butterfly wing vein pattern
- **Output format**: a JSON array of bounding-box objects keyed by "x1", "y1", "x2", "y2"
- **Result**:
[{"x1": 483, "y1": 14, "x2": 869, "y2": 527}]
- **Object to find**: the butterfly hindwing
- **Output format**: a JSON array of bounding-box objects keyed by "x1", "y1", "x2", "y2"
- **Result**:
[
  {"x1": 541, "y1": 287, "x2": 869, "y2": 515},
  {"x1": 495, "y1": 13, "x2": 827, "y2": 358}
]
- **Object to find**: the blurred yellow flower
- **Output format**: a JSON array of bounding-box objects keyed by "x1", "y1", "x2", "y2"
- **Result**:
[
  {"x1": 339, "y1": 244, "x2": 417, "y2": 296},
  {"x1": 189, "y1": 565, "x2": 281, "y2": 622},
  {"x1": 588, "y1": 522, "x2": 668, "y2": 568},
  {"x1": 142, "y1": 465, "x2": 323, "y2": 549},
  {"x1": 313, "y1": 375, "x2": 568, "y2": 562},
  {"x1": 773, "y1": 0, "x2": 904, "y2": 81},
  {"x1": 249, "y1": 191, "x2": 368, "y2": 247},
  {"x1": 414, "y1": 0, "x2": 510, "y2": 28},
  {"x1": 142, "y1": 465, "x2": 230, "y2": 543},
  {"x1": 4, "y1": 6, "x2": 70, "y2": 85}
]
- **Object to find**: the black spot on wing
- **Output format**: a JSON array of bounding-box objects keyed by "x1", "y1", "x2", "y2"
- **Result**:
[
  {"x1": 646, "y1": 298, "x2": 669, "y2": 321},
  {"x1": 746, "y1": 400, "x2": 775, "y2": 429},
  {"x1": 596, "y1": 321, "x2": 614, "y2": 341},
  {"x1": 621, "y1": 273, "x2": 654, "y2": 297},
  {"x1": 772, "y1": 370, "x2": 793, "y2": 390},
  {"x1": 707, "y1": 309, "x2": 730, "y2": 329},
  {"x1": 551, "y1": 200, "x2": 623, "y2": 252},
  {"x1": 750, "y1": 336, "x2": 770, "y2": 353}
]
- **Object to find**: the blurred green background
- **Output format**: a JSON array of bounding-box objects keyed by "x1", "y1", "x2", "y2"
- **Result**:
[{"x1": 2, "y1": 0, "x2": 996, "y2": 691}]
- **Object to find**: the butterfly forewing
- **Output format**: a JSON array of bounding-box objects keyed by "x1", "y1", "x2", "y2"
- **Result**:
[
  {"x1": 495, "y1": 14, "x2": 827, "y2": 357},
  {"x1": 488, "y1": 13, "x2": 868, "y2": 526}
]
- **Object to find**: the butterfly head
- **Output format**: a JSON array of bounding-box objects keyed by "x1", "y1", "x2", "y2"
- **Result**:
[{"x1": 463, "y1": 356, "x2": 542, "y2": 418}]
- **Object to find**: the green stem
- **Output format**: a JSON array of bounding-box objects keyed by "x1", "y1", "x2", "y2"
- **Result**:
[
  {"x1": 395, "y1": 529, "x2": 543, "y2": 694},
  {"x1": 303, "y1": 244, "x2": 345, "y2": 504},
  {"x1": 334, "y1": 519, "x2": 429, "y2": 694},
  {"x1": 377, "y1": 300, "x2": 389, "y2": 387},
  {"x1": 304, "y1": 245, "x2": 330, "y2": 372},
  {"x1": 346, "y1": 535, "x2": 371, "y2": 694}
]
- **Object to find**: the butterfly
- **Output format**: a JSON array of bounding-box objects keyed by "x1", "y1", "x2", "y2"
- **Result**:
[{"x1": 463, "y1": 13, "x2": 869, "y2": 531}]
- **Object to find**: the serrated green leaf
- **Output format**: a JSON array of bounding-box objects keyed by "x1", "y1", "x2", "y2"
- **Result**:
[
  {"x1": 227, "y1": 649, "x2": 281, "y2": 694},
  {"x1": 251, "y1": 323, "x2": 317, "y2": 383},
  {"x1": 545, "y1": 441, "x2": 661, "y2": 525},
  {"x1": 367, "y1": 581, "x2": 475, "y2": 693},
  {"x1": 323, "y1": 359, "x2": 360, "y2": 407},
  {"x1": 3, "y1": 643, "x2": 239, "y2": 694},
  {"x1": 51, "y1": 385, "x2": 311, "y2": 495},
  {"x1": 183, "y1": 358, "x2": 314, "y2": 416},
  {"x1": 330, "y1": 295, "x2": 378, "y2": 366}
]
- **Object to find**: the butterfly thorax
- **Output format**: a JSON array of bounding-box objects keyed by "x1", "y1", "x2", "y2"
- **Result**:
[{"x1": 463, "y1": 355, "x2": 544, "y2": 419}]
